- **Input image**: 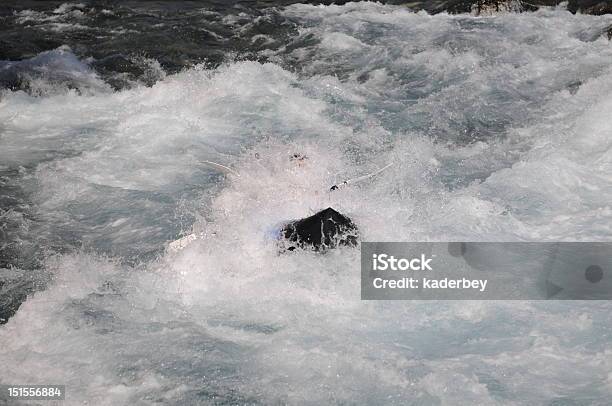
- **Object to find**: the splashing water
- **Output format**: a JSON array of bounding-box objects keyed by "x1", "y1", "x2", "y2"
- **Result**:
[{"x1": 1, "y1": 2, "x2": 612, "y2": 404}]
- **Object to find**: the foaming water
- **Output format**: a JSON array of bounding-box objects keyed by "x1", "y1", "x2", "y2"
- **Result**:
[
  {"x1": 1, "y1": 3, "x2": 612, "y2": 404},
  {"x1": 0, "y1": 46, "x2": 109, "y2": 95}
]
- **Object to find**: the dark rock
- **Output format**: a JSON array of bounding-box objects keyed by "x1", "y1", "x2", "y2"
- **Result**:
[
  {"x1": 402, "y1": 0, "x2": 535, "y2": 14},
  {"x1": 568, "y1": 0, "x2": 612, "y2": 15},
  {"x1": 403, "y1": 0, "x2": 612, "y2": 15},
  {"x1": 470, "y1": 1, "x2": 526, "y2": 15},
  {"x1": 280, "y1": 207, "x2": 359, "y2": 252}
]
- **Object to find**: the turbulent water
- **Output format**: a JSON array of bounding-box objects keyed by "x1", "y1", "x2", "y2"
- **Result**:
[{"x1": 1, "y1": 1, "x2": 612, "y2": 405}]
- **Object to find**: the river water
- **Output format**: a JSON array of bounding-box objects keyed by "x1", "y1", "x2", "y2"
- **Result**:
[{"x1": 1, "y1": 2, "x2": 611, "y2": 404}]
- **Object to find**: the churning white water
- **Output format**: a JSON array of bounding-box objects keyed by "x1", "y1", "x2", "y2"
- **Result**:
[{"x1": 1, "y1": 2, "x2": 612, "y2": 404}]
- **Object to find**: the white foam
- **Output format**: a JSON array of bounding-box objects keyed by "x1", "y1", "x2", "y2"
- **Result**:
[{"x1": 1, "y1": 3, "x2": 612, "y2": 404}]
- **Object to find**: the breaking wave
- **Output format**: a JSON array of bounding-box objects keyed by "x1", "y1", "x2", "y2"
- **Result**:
[{"x1": 1, "y1": 2, "x2": 612, "y2": 404}]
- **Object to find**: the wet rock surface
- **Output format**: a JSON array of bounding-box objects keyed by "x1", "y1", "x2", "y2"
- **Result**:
[
  {"x1": 568, "y1": 0, "x2": 612, "y2": 15},
  {"x1": 404, "y1": 0, "x2": 612, "y2": 15}
]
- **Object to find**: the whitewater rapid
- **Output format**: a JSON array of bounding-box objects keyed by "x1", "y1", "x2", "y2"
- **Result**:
[{"x1": 1, "y1": 2, "x2": 612, "y2": 404}]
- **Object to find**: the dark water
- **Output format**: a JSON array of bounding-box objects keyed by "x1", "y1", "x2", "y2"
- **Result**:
[
  {"x1": 0, "y1": 0, "x2": 414, "y2": 90},
  {"x1": 1, "y1": 2, "x2": 612, "y2": 404},
  {"x1": 1, "y1": 1, "x2": 291, "y2": 88}
]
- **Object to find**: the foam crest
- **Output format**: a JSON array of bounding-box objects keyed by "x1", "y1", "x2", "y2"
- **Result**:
[{"x1": 1, "y1": 3, "x2": 612, "y2": 404}]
